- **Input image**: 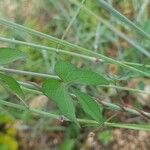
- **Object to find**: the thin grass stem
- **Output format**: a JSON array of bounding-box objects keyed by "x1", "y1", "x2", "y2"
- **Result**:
[{"x1": 0, "y1": 37, "x2": 149, "y2": 77}]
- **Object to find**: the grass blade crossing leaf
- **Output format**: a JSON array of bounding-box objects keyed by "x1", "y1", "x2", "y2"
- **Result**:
[
  {"x1": 55, "y1": 60, "x2": 109, "y2": 85},
  {"x1": 0, "y1": 73, "x2": 26, "y2": 106},
  {"x1": 75, "y1": 90, "x2": 104, "y2": 125},
  {"x1": 0, "y1": 47, "x2": 26, "y2": 65},
  {"x1": 42, "y1": 78, "x2": 79, "y2": 125}
]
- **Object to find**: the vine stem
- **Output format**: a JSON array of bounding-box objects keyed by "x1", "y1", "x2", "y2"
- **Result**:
[
  {"x1": 1, "y1": 14, "x2": 150, "y2": 57},
  {"x1": 0, "y1": 37, "x2": 150, "y2": 77},
  {"x1": 98, "y1": 85, "x2": 149, "y2": 94},
  {"x1": 18, "y1": 81, "x2": 150, "y2": 118},
  {"x1": 0, "y1": 67, "x2": 148, "y2": 94},
  {"x1": 0, "y1": 67, "x2": 59, "y2": 79},
  {"x1": 0, "y1": 18, "x2": 149, "y2": 67},
  {"x1": 0, "y1": 99, "x2": 149, "y2": 131}
]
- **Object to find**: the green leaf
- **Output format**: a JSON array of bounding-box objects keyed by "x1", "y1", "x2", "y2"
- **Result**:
[
  {"x1": 0, "y1": 47, "x2": 26, "y2": 65},
  {"x1": 0, "y1": 73, "x2": 25, "y2": 101},
  {"x1": 75, "y1": 90, "x2": 104, "y2": 125},
  {"x1": 55, "y1": 60, "x2": 109, "y2": 85},
  {"x1": 42, "y1": 78, "x2": 79, "y2": 125}
]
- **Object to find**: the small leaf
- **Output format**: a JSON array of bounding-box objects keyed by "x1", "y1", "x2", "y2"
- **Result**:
[
  {"x1": 75, "y1": 90, "x2": 104, "y2": 124},
  {"x1": 55, "y1": 60, "x2": 109, "y2": 85},
  {"x1": 0, "y1": 47, "x2": 26, "y2": 65},
  {"x1": 42, "y1": 78, "x2": 79, "y2": 125},
  {"x1": 0, "y1": 73, "x2": 25, "y2": 101}
]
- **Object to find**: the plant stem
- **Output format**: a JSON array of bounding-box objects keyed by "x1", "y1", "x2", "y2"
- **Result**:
[
  {"x1": 0, "y1": 37, "x2": 150, "y2": 77},
  {"x1": 123, "y1": 62, "x2": 150, "y2": 68},
  {"x1": 1, "y1": 13, "x2": 150, "y2": 57},
  {"x1": 0, "y1": 67, "x2": 59, "y2": 79},
  {"x1": 0, "y1": 67, "x2": 148, "y2": 94},
  {"x1": 0, "y1": 18, "x2": 150, "y2": 62},
  {"x1": 18, "y1": 81, "x2": 150, "y2": 118},
  {"x1": 98, "y1": 84, "x2": 149, "y2": 94},
  {"x1": 0, "y1": 18, "x2": 150, "y2": 65},
  {"x1": 0, "y1": 99, "x2": 149, "y2": 131},
  {"x1": 0, "y1": 37, "x2": 99, "y2": 61},
  {"x1": 0, "y1": 99, "x2": 60, "y2": 119},
  {"x1": 98, "y1": 100, "x2": 150, "y2": 118}
]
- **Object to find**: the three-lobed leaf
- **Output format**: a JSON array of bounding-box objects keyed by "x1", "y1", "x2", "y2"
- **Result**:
[
  {"x1": 0, "y1": 73, "x2": 25, "y2": 101},
  {"x1": 55, "y1": 60, "x2": 109, "y2": 85},
  {"x1": 0, "y1": 47, "x2": 26, "y2": 65},
  {"x1": 42, "y1": 60, "x2": 107, "y2": 126},
  {"x1": 42, "y1": 78, "x2": 79, "y2": 126},
  {"x1": 74, "y1": 90, "x2": 104, "y2": 125}
]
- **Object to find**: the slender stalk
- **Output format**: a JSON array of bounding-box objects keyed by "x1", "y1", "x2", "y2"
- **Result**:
[
  {"x1": 19, "y1": 81, "x2": 41, "y2": 91},
  {"x1": 0, "y1": 37, "x2": 99, "y2": 62},
  {"x1": 19, "y1": 81, "x2": 150, "y2": 118},
  {"x1": 58, "y1": 0, "x2": 85, "y2": 43},
  {"x1": 0, "y1": 99, "x2": 149, "y2": 131},
  {"x1": 98, "y1": 85, "x2": 149, "y2": 94},
  {"x1": 0, "y1": 37, "x2": 150, "y2": 77},
  {"x1": 104, "y1": 122, "x2": 150, "y2": 131},
  {"x1": 0, "y1": 67, "x2": 59, "y2": 79},
  {"x1": 54, "y1": 0, "x2": 85, "y2": 71},
  {"x1": 0, "y1": 18, "x2": 149, "y2": 57},
  {"x1": 0, "y1": 99, "x2": 60, "y2": 119},
  {"x1": 21, "y1": 86, "x2": 42, "y2": 95},
  {"x1": 123, "y1": 62, "x2": 150, "y2": 68},
  {"x1": 0, "y1": 67, "x2": 148, "y2": 94},
  {"x1": 0, "y1": 19, "x2": 150, "y2": 66},
  {"x1": 98, "y1": 100, "x2": 150, "y2": 118}
]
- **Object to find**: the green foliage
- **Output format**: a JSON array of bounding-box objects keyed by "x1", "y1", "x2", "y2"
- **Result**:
[
  {"x1": 74, "y1": 90, "x2": 104, "y2": 124},
  {"x1": 42, "y1": 78, "x2": 78, "y2": 125},
  {"x1": 42, "y1": 60, "x2": 109, "y2": 125},
  {"x1": 0, "y1": 47, "x2": 26, "y2": 105},
  {"x1": 0, "y1": 73, "x2": 25, "y2": 101},
  {"x1": 55, "y1": 60, "x2": 109, "y2": 85},
  {"x1": 0, "y1": 0, "x2": 150, "y2": 135},
  {"x1": 0, "y1": 47, "x2": 26, "y2": 65}
]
